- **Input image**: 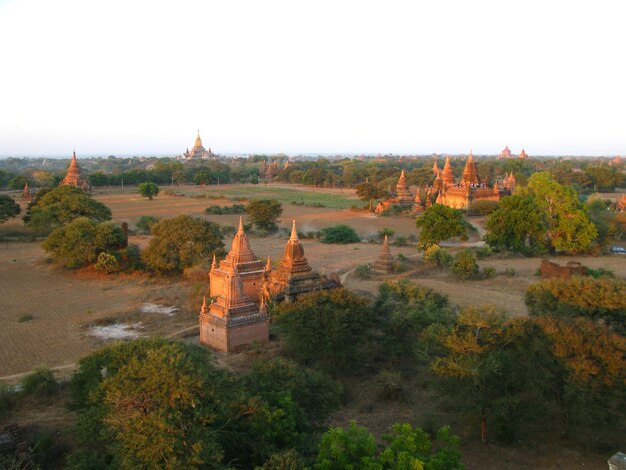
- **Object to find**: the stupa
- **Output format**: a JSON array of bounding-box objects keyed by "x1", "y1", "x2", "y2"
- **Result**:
[
  {"x1": 268, "y1": 220, "x2": 339, "y2": 302},
  {"x1": 459, "y1": 150, "x2": 479, "y2": 187},
  {"x1": 60, "y1": 151, "x2": 90, "y2": 190},
  {"x1": 518, "y1": 149, "x2": 528, "y2": 159},
  {"x1": 199, "y1": 263, "x2": 269, "y2": 353},
  {"x1": 212, "y1": 217, "x2": 265, "y2": 302},
  {"x1": 372, "y1": 235, "x2": 393, "y2": 274},
  {"x1": 374, "y1": 170, "x2": 415, "y2": 213},
  {"x1": 441, "y1": 155, "x2": 455, "y2": 187},
  {"x1": 22, "y1": 182, "x2": 32, "y2": 201}
]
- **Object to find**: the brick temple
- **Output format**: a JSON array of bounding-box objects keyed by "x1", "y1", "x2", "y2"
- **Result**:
[{"x1": 61, "y1": 151, "x2": 90, "y2": 191}]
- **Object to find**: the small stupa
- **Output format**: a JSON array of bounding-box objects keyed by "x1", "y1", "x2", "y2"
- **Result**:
[
  {"x1": 441, "y1": 155, "x2": 455, "y2": 187},
  {"x1": 519, "y1": 149, "x2": 528, "y2": 159},
  {"x1": 22, "y1": 182, "x2": 32, "y2": 201},
  {"x1": 372, "y1": 235, "x2": 393, "y2": 274},
  {"x1": 61, "y1": 151, "x2": 90, "y2": 190}
]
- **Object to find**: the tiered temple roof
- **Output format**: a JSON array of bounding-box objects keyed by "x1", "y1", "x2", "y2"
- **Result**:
[
  {"x1": 499, "y1": 146, "x2": 512, "y2": 158},
  {"x1": 394, "y1": 170, "x2": 414, "y2": 204},
  {"x1": 184, "y1": 131, "x2": 212, "y2": 159},
  {"x1": 519, "y1": 149, "x2": 528, "y2": 159},
  {"x1": 459, "y1": 151, "x2": 479, "y2": 187},
  {"x1": 200, "y1": 261, "x2": 269, "y2": 352},
  {"x1": 61, "y1": 151, "x2": 90, "y2": 190},
  {"x1": 441, "y1": 155, "x2": 455, "y2": 187},
  {"x1": 213, "y1": 217, "x2": 265, "y2": 302},
  {"x1": 372, "y1": 235, "x2": 393, "y2": 274}
]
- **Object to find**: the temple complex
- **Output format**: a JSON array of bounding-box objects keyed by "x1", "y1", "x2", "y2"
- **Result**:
[
  {"x1": 372, "y1": 235, "x2": 393, "y2": 274},
  {"x1": 499, "y1": 145, "x2": 512, "y2": 159},
  {"x1": 424, "y1": 151, "x2": 511, "y2": 210},
  {"x1": 502, "y1": 172, "x2": 517, "y2": 192},
  {"x1": 182, "y1": 131, "x2": 213, "y2": 160},
  {"x1": 199, "y1": 263, "x2": 269, "y2": 353},
  {"x1": 212, "y1": 218, "x2": 265, "y2": 302},
  {"x1": 266, "y1": 220, "x2": 340, "y2": 302},
  {"x1": 21, "y1": 182, "x2": 32, "y2": 201},
  {"x1": 60, "y1": 151, "x2": 90, "y2": 191}
]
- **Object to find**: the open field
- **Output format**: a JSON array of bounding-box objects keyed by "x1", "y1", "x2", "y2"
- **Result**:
[{"x1": 2, "y1": 184, "x2": 626, "y2": 378}]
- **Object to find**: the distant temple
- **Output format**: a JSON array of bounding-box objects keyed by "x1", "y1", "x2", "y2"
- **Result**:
[
  {"x1": 499, "y1": 145, "x2": 512, "y2": 159},
  {"x1": 375, "y1": 170, "x2": 415, "y2": 213},
  {"x1": 21, "y1": 182, "x2": 32, "y2": 201},
  {"x1": 518, "y1": 149, "x2": 528, "y2": 159},
  {"x1": 265, "y1": 220, "x2": 340, "y2": 303},
  {"x1": 182, "y1": 131, "x2": 213, "y2": 160},
  {"x1": 60, "y1": 151, "x2": 90, "y2": 191},
  {"x1": 372, "y1": 235, "x2": 393, "y2": 274},
  {"x1": 419, "y1": 151, "x2": 515, "y2": 211}
]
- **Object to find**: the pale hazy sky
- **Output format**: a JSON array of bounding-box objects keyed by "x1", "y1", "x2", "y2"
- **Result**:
[{"x1": 0, "y1": 0, "x2": 624, "y2": 156}]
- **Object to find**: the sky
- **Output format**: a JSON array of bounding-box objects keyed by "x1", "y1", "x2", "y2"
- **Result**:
[{"x1": 0, "y1": 0, "x2": 624, "y2": 157}]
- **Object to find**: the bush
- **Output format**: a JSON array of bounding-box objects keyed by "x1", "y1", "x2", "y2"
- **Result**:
[
  {"x1": 138, "y1": 182, "x2": 159, "y2": 200},
  {"x1": 469, "y1": 200, "x2": 499, "y2": 215},
  {"x1": 246, "y1": 199, "x2": 283, "y2": 232},
  {"x1": 0, "y1": 383, "x2": 17, "y2": 417},
  {"x1": 424, "y1": 244, "x2": 453, "y2": 268},
  {"x1": 135, "y1": 215, "x2": 160, "y2": 234},
  {"x1": 20, "y1": 368, "x2": 58, "y2": 397},
  {"x1": 504, "y1": 267, "x2": 516, "y2": 277},
  {"x1": 482, "y1": 266, "x2": 496, "y2": 278},
  {"x1": 393, "y1": 236, "x2": 408, "y2": 247},
  {"x1": 355, "y1": 264, "x2": 371, "y2": 280},
  {"x1": 204, "y1": 204, "x2": 246, "y2": 215},
  {"x1": 320, "y1": 224, "x2": 360, "y2": 244},
  {"x1": 18, "y1": 314, "x2": 33, "y2": 322},
  {"x1": 452, "y1": 250, "x2": 479, "y2": 279},
  {"x1": 375, "y1": 370, "x2": 404, "y2": 400},
  {"x1": 378, "y1": 228, "x2": 395, "y2": 240},
  {"x1": 95, "y1": 252, "x2": 119, "y2": 274},
  {"x1": 476, "y1": 245, "x2": 493, "y2": 259}
]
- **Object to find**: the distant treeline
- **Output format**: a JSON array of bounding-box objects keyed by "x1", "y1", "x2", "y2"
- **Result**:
[{"x1": 1, "y1": 154, "x2": 625, "y2": 193}]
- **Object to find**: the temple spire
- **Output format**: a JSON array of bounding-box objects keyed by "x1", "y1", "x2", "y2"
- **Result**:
[
  {"x1": 238, "y1": 216, "x2": 244, "y2": 233},
  {"x1": 290, "y1": 220, "x2": 298, "y2": 240},
  {"x1": 265, "y1": 255, "x2": 271, "y2": 271}
]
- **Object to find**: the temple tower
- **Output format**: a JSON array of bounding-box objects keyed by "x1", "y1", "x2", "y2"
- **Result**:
[
  {"x1": 199, "y1": 263, "x2": 269, "y2": 352},
  {"x1": 394, "y1": 170, "x2": 414, "y2": 205},
  {"x1": 459, "y1": 151, "x2": 479, "y2": 187},
  {"x1": 519, "y1": 149, "x2": 528, "y2": 159},
  {"x1": 432, "y1": 160, "x2": 440, "y2": 174},
  {"x1": 372, "y1": 235, "x2": 393, "y2": 274},
  {"x1": 61, "y1": 151, "x2": 89, "y2": 190},
  {"x1": 499, "y1": 145, "x2": 512, "y2": 159},
  {"x1": 213, "y1": 217, "x2": 265, "y2": 302},
  {"x1": 441, "y1": 155, "x2": 455, "y2": 187},
  {"x1": 183, "y1": 130, "x2": 211, "y2": 159},
  {"x1": 22, "y1": 182, "x2": 32, "y2": 201}
]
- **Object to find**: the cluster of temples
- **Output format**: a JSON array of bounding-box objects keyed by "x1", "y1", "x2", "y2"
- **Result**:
[
  {"x1": 181, "y1": 131, "x2": 213, "y2": 160},
  {"x1": 498, "y1": 145, "x2": 528, "y2": 159},
  {"x1": 376, "y1": 152, "x2": 518, "y2": 212},
  {"x1": 199, "y1": 218, "x2": 340, "y2": 352}
]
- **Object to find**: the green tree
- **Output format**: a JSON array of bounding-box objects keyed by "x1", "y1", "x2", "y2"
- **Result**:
[
  {"x1": 485, "y1": 194, "x2": 546, "y2": 254},
  {"x1": 0, "y1": 194, "x2": 20, "y2": 223},
  {"x1": 8, "y1": 175, "x2": 29, "y2": 190},
  {"x1": 451, "y1": 250, "x2": 479, "y2": 279},
  {"x1": 25, "y1": 185, "x2": 112, "y2": 233},
  {"x1": 43, "y1": 217, "x2": 125, "y2": 268},
  {"x1": 138, "y1": 181, "x2": 159, "y2": 200},
  {"x1": 276, "y1": 289, "x2": 375, "y2": 374},
  {"x1": 416, "y1": 205, "x2": 467, "y2": 250},
  {"x1": 320, "y1": 224, "x2": 360, "y2": 244},
  {"x1": 246, "y1": 199, "x2": 283, "y2": 232},
  {"x1": 526, "y1": 172, "x2": 597, "y2": 253},
  {"x1": 141, "y1": 215, "x2": 224, "y2": 274},
  {"x1": 69, "y1": 338, "x2": 230, "y2": 469},
  {"x1": 355, "y1": 182, "x2": 388, "y2": 211}
]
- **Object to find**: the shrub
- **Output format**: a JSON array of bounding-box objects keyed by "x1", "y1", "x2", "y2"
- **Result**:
[
  {"x1": 452, "y1": 250, "x2": 479, "y2": 279},
  {"x1": 95, "y1": 252, "x2": 119, "y2": 274},
  {"x1": 476, "y1": 245, "x2": 493, "y2": 258},
  {"x1": 0, "y1": 383, "x2": 17, "y2": 417},
  {"x1": 246, "y1": 199, "x2": 283, "y2": 232},
  {"x1": 375, "y1": 370, "x2": 404, "y2": 400},
  {"x1": 320, "y1": 224, "x2": 360, "y2": 244},
  {"x1": 20, "y1": 368, "x2": 58, "y2": 397},
  {"x1": 18, "y1": 314, "x2": 34, "y2": 322},
  {"x1": 138, "y1": 182, "x2": 159, "y2": 200},
  {"x1": 469, "y1": 200, "x2": 499, "y2": 215},
  {"x1": 424, "y1": 245, "x2": 453, "y2": 268},
  {"x1": 504, "y1": 267, "x2": 516, "y2": 277},
  {"x1": 378, "y1": 228, "x2": 395, "y2": 240},
  {"x1": 393, "y1": 236, "x2": 408, "y2": 247},
  {"x1": 135, "y1": 215, "x2": 160, "y2": 235},
  {"x1": 355, "y1": 264, "x2": 371, "y2": 280},
  {"x1": 482, "y1": 266, "x2": 496, "y2": 278}
]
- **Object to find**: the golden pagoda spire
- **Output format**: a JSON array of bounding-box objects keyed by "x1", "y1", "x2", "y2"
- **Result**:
[
  {"x1": 290, "y1": 219, "x2": 298, "y2": 240},
  {"x1": 210, "y1": 254, "x2": 217, "y2": 271},
  {"x1": 238, "y1": 216, "x2": 244, "y2": 233},
  {"x1": 265, "y1": 255, "x2": 272, "y2": 272}
]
